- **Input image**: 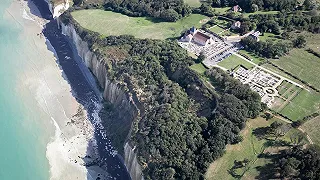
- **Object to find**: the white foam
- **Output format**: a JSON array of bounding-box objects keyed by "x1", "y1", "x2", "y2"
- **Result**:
[{"x1": 46, "y1": 117, "x2": 89, "y2": 180}]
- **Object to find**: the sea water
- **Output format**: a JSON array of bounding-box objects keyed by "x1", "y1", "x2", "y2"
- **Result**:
[{"x1": 0, "y1": 1, "x2": 50, "y2": 179}]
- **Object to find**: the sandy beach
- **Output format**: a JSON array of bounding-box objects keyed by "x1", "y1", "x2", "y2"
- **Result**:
[{"x1": 5, "y1": 0, "x2": 109, "y2": 179}]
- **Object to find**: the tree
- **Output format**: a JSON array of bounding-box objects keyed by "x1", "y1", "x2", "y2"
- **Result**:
[
  {"x1": 279, "y1": 157, "x2": 301, "y2": 178},
  {"x1": 251, "y1": 4, "x2": 259, "y2": 12},
  {"x1": 303, "y1": 0, "x2": 317, "y2": 10},
  {"x1": 293, "y1": 35, "x2": 307, "y2": 48},
  {"x1": 161, "y1": 9, "x2": 180, "y2": 22},
  {"x1": 290, "y1": 133, "x2": 304, "y2": 145},
  {"x1": 197, "y1": 52, "x2": 206, "y2": 63},
  {"x1": 263, "y1": 112, "x2": 274, "y2": 120},
  {"x1": 281, "y1": 31, "x2": 291, "y2": 39}
]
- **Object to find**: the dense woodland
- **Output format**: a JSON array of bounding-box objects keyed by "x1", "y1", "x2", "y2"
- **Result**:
[
  {"x1": 210, "y1": 0, "x2": 316, "y2": 12},
  {"x1": 73, "y1": 0, "x2": 192, "y2": 21},
  {"x1": 62, "y1": 12, "x2": 262, "y2": 179},
  {"x1": 257, "y1": 146, "x2": 320, "y2": 179},
  {"x1": 239, "y1": 10, "x2": 319, "y2": 58}
]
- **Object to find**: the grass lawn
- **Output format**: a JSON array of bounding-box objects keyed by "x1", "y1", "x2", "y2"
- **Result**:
[
  {"x1": 189, "y1": 63, "x2": 207, "y2": 75},
  {"x1": 269, "y1": 49, "x2": 320, "y2": 90},
  {"x1": 280, "y1": 90, "x2": 320, "y2": 121},
  {"x1": 209, "y1": 25, "x2": 225, "y2": 34},
  {"x1": 238, "y1": 50, "x2": 265, "y2": 65},
  {"x1": 218, "y1": 54, "x2": 254, "y2": 70},
  {"x1": 262, "y1": 63, "x2": 300, "y2": 84},
  {"x1": 242, "y1": 11, "x2": 279, "y2": 18},
  {"x1": 215, "y1": 18, "x2": 231, "y2": 28},
  {"x1": 302, "y1": 116, "x2": 320, "y2": 146},
  {"x1": 293, "y1": 31, "x2": 320, "y2": 53},
  {"x1": 259, "y1": 32, "x2": 281, "y2": 42},
  {"x1": 205, "y1": 117, "x2": 291, "y2": 180},
  {"x1": 283, "y1": 128, "x2": 309, "y2": 145},
  {"x1": 213, "y1": 7, "x2": 231, "y2": 14},
  {"x1": 220, "y1": 29, "x2": 237, "y2": 36},
  {"x1": 184, "y1": 0, "x2": 201, "y2": 7},
  {"x1": 71, "y1": 10, "x2": 208, "y2": 40}
]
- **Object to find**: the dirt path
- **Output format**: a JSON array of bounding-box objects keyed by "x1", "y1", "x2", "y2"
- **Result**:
[
  {"x1": 298, "y1": 127, "x2": 314, "y2": 144},
  {"x1": 266, "y1": 111, "x2": 314, "y2": 145}
]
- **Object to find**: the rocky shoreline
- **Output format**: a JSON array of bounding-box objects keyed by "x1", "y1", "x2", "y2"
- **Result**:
[{"x1": 29, "y1": 0, "x2": 131, "y2": 179}]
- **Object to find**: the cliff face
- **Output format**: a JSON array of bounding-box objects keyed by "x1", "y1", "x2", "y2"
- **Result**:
[
  {"x1": 59, "y1": 20, "x2": 144, "y2": 180},
  {"x1": 44, "y1": 0, "x2": 70, "y2": 18}
]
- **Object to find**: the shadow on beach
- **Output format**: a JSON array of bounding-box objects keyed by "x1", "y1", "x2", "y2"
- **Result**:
[{"x1": 29, "y1": 1, "x2": 131, "y2": 179}]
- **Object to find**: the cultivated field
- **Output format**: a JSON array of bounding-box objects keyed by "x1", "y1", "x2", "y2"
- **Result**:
[
  {"x1": 279, "y1": 90, "x2": 320, "y2": 121},
  {"x1": 269, "y1": 49, "x2": 320, "y2": 90},
  {"x1": 71, "y1": 10, "x2": 208, "y2": 40},
  {"x1": 302, "y1": 116, "x2": 320, "y2": 146}
]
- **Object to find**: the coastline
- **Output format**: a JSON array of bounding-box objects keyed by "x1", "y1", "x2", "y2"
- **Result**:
[{"x1": 6, "y1": 1, "x2": 110, "y2": 179}]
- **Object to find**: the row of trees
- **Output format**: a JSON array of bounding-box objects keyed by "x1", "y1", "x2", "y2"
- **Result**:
[
  {"x1": 271, "y1": 146, "x2": 320, "y2": 179},
  {"x1": 240, "y1": 36, "x2": 292, "y2": 58},
  {"x1": 74, "y1": 0, "x2": 192, "y2": 21},
  {"x1": 210, "y1": 0, "x2": 316, "y2": 12},
  {"x1": 240, "y1": 34, "x2": 307, "y2": 58},
  {"x1": 248, "y1": 11, "x2": 320, "y2": 34}
]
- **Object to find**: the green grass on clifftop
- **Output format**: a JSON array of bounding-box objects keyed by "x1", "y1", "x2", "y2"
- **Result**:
[{"x1": 71, "y1": 10, "x2": 208, "y2": 39}]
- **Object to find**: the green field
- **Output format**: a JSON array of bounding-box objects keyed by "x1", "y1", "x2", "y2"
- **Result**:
[
  {"x1": 190, "y1": 63, "x2": 207, "y2": 74},
  {"x1": 209, "y1": 25, "x2": 225, "y2": 34},
  {"x1": 184, "y1": 0, "x2": 201, "y2": 7},
  {"x1": 220, "y1": 29, "x2": 237, "y2": 36},
  {"x1": 242, "y1": 11, "x2": 279, "y2": 18},
  {"x1": 280, "y1": 90, "x2": 320, "y2": 121},
  {"x1": 238, "y1": 50, "x2": 265, "y2": 65},
  {"x1": 218, "y1": 54, "x2": 255, "y2": 70},
  {"x1": 262, "y1": 63, "x2": 300, "y2": 84},
  {"x1": 205, "y1": 117, "x2": 303, "y2": 180},
  {"x1": 302, "y1": 116, "x2": 320, "y2": 146},
  {"x1": 213, "y1": 7, "x2": 231, "y2": 14},
  {"x1": 215, "y1": 18, "x2": 231, "y2": 28},
  {"x1": 270, "y1": 49, "x2": 320, "y2": 90},
  {"x1": 258, "y1": 32, "x2": 281, "y2": 42},
  {"x1": 294, "y1": 31, "x2": 320, "y2": 53},
  {"x1": 71, "y1": 10, "x2": 208, "y2": 40}
]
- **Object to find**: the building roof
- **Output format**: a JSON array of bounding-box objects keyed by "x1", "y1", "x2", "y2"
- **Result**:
[
  {"x1": 233, "y1": 21, "x2": 241, "y2": 26},
  {"x1": 233, "y1": 5, "x2": 242, "y2": 12},
  {"x1": 252, "y1": 31, "x2": 261, "y2": 37},
  {"x1": 193, "y1": 32, "x2": 211, "y2": 43}
]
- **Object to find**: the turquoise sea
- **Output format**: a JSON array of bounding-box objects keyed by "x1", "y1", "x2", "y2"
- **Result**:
[{"x1": 0, "y1": 1, "x2": 50, "y2": 179}]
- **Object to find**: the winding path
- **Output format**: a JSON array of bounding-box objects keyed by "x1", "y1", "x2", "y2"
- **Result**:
[{"x1": 265, "y1": 111, "x2": 314, "y2": 145}]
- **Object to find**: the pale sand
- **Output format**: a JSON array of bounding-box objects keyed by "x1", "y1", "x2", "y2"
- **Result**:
[{"x1": 5, "y1": 1, "x2": 108, "y2": 179}]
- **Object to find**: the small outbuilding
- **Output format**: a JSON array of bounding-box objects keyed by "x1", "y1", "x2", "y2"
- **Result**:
[
  {"x1": 233, "y1": 5, "x2": 242, "y2": 12},
  {"x1": 249, "y1": 31, "x2": 261, "y2": 41},
  {"x1": 231, "y1": 21, "x2": 241, "y2": 29}
]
